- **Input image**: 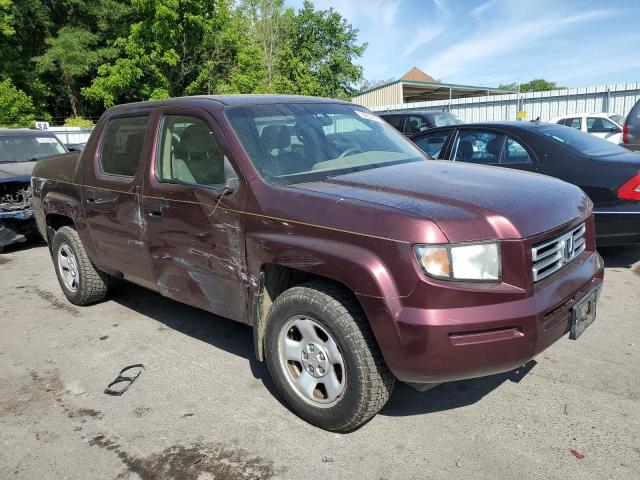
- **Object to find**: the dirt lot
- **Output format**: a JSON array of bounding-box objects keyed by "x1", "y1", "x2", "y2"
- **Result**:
[{"x1": 0, "y1": 243, "x2": 639, "y2": 480}]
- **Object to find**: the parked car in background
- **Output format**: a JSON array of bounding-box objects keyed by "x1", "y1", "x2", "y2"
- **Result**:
[
  {"x1": 623, "y1": 99, "x2": 640, "y2": 152},
  {"x1": 64, "y1": 142, "x2": 86, "y2": 152},
  {"x1": 31, "y1": 95, "x2": 603, "y2": 431},
  {"x1": 411, "y1": 122, "x2": 640, "y2": 246},
  {"x1": 0, "y1": 128, "x2": 67, "y2": 251},
  {"x1": 379, "y1": 110, "x2": 462, "y2": 136},
  {"x1": 551, "y1": 113, "x2": 625, "y2": 145}
]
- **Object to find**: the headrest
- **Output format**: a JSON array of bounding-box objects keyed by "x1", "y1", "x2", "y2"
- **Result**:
[
  {"x1": 177, "y1": 124, "x2": 217, "y2": 155},
  {"x1": 261, "y1": 124, "x2": 291, "y2": 153},
  {"x1": 486, "y1": 138, "x2": 501, "y2": 156},
  {"x1": 458, "y1": 140, "x2": 474, "y2": 159}
]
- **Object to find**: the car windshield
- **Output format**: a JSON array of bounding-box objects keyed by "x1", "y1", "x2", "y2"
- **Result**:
[
  {"x1": 225, "y1": 103, "x2": 426, "y2": 185},
  {"x1": 0, "y1": 134, "x2": 66, "y2": 163},
  {"x1": 609, "y1": 114, "x2": 624, "y2": 125},
  {"x1": 430, "y1": 112, "x2": 463, "y2": 127},
  {"x1": 537, "y1": 124, "x2": 630, "y2": 157}
]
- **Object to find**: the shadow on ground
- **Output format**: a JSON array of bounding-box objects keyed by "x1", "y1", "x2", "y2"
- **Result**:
[
  {"x1": 109, "y1": 280, "x2": 538, "y2": 419},
  {"x1": 598, "y1": 244, "x2": 640, "y2": 269},
  {"x1": 108, "y1": 280, "x2": 282, "y2": 401},
  {"x1": 381, "y1": 361, "x2": 536, "y2": 417}
]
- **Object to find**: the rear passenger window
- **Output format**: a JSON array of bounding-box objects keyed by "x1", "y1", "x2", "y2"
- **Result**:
[
  {"x1": 502, "y1": 137, "x2": 533, "y2": 164},
  {"x1": 100, "y1": 116, "x2": 149, "y2": 177},
  {"x1": 382, "y1": 115, "x2": 403, "y2": 131},
  {"x1": 566, "y1": 118, "x2": 582, "y2": 130},
  {"x1": 413, "y1": 132, "x2": 450, "y2": 158}
]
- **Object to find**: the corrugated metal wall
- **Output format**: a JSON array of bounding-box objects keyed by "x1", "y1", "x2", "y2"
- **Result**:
[
  {"x1": 352, "y1": 83, "x2": 403, "y2": 109},
  {"x1": 369, "y1": 83, "x2": 640, "y2": 122}
]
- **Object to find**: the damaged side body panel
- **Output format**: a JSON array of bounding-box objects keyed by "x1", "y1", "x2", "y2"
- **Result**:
[{"x1": 0, "y1": 176, "x2": 35, "y2": 250}]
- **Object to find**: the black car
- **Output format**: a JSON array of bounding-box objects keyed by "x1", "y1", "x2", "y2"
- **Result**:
[
  {"x1": 623, "y1": 99, "x2": 640, "y2": 152},
  {"x1": 411, "y1": 122, "x2": 640, "y2": 246},
  {"x1": 379, "y1": 110, "x2": 462, "y2": 136},
  {"x1": 0, "y1": 128, "x2": 67, "y2": 250}
]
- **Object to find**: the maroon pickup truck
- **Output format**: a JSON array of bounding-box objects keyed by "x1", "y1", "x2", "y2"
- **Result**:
[{"x1": 31, "y1": 95, "x2": 604, "y2": 431}]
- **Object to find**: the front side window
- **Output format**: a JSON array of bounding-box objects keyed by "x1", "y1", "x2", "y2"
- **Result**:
[
  {"x1": 413, "y1": 131, "x2": 451, "y2": 158},
  {"x1": 452, "y1": 131, "x2": 504, "y2": 164},
  {"x1": 403, "y1": 116, "x2": 425, "y2": 135},
  {"x1": 587, "y1": 117, "x2": 618, "y2": 133},
  {"x1": 225, "y1": 103, "x2": 425, "y2": 186},
  {"x1": 0, "y1": 135, "x2": 66, "y2": 163},
  {"x1": 100, "y1": 116, "x2": 149, "y2": 177},
  {"x1": 156, "y1": 115, "x2": 226, "y2": 188}
]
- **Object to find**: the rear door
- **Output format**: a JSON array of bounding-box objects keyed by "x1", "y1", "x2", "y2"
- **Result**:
[
  {"x1": 142, "y1": 107, "x2": 248, "y2": 322},
  {"x1": 83, "y1": 112, "x2": 156, "y2": 289}
]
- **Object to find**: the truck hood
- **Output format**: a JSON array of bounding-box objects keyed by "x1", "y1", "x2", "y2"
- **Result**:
[
  {"x1": 294, "y1": 161, "x2": 591, "y2": 242},
  {"x1": 0, "y1": 161, "x2": 37, "y2": 181}
]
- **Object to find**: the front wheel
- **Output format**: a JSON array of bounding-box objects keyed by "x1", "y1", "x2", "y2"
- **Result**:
[
  {"x1": 52, "y1": 226, "x2": 109, "y2": 305},
  {"x1": 264, "y1": 281, "x2": 395, "y2": 432}
]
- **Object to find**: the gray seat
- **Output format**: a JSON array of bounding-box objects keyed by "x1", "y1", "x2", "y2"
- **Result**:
[{"x1": 173, "y1": 124, "x2": 225, "y2": 186}]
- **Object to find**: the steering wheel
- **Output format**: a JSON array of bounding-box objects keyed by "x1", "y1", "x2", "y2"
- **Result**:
[{"x1": 338, "y1": 147, "x2": 364, "y2": 158}]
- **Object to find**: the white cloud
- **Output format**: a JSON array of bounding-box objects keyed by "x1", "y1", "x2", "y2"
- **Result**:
[
  {"x1": 470, "y1": 0, "x2": 499, "y2": 17},
  {"x1": 423, "y1": 8, "x2": 619, "y2": 79},
  {"x1": 401, "y1": 26, "x2": 444, "y2": 59}
]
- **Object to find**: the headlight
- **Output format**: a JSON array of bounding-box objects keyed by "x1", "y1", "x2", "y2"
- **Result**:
[{"x1": 414, "y1": 242, "x2": 501, "y2": 282}]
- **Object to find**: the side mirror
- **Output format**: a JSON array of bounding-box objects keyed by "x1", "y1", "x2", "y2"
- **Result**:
[
  {"x1": 419, "y1": 126, "x2": 429, "y2": 132},
  {"x1": 224, "y1": 156, "x2": 239, "y2": 192}
]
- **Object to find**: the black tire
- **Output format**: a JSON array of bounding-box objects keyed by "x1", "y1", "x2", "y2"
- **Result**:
[
  {"x1": 52, "y1": 226, "x2": 109, "y2": 305},
  {"x1": 264, "y1": 281, "x2": 395, "y2": 432}
]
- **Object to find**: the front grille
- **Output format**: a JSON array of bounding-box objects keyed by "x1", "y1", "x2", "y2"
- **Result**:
[{"x1": 531, "y1": 223, "x2": 586, "y2": 282}]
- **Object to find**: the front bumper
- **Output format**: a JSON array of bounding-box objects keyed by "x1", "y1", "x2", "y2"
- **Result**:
[
  {"x1": 0, "y1": 209, "x2": 35, "y2": 249},
  {"x1": 358, "y1": 250, "x2": 604, "y2": 384}
]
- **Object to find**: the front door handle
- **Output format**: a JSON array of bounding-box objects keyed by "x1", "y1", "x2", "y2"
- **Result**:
[{"x1": 148, "y1": 201, "x2": 164, "y2": 217}]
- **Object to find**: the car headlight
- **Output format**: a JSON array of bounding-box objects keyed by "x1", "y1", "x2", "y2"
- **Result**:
[{"x1": 414, "y1": 242, "x2": 501, "y2": 282}]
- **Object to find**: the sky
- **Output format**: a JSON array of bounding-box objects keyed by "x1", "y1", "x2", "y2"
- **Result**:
[{"x1": 288, "y1": 0, "x2": 640, "y2": 88}]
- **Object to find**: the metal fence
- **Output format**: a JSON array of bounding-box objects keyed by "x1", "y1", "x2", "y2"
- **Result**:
[
  {"x1": 48, "y1": 127, "x2": 94, "y2": 145},
  {"x1": 370, "y1": 82, "x2": 640, "y2": 123}
]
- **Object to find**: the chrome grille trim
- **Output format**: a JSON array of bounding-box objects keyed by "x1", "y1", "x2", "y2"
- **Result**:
[{"x1": 532, "y1": 223, "x2": 586, "y2": 282}]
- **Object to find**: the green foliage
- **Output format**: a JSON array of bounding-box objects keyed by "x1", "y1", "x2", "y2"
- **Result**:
[
  {"x1": 1, "y1": 0, "x2": 366, "y2": 118},
  {"x1": 63, "y1": 116, "x2": 94, "y2": 128},
  {"x1": 275, "y1": 1, "x2": 366, "y2": 100},
  {"x1": 499, "y1": 79, "x2": 565, "y2": 93},
  {"x1": 0, "y1": 78, "x2": 37, "y2": 127},
  {"x1": 0, "y1": 0, "x2": 14, "y2": 37}
]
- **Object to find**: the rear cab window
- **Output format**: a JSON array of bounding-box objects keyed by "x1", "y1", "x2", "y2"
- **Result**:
[{"x1": 100, "y1": 116, "x2": 149, "y2": 177}]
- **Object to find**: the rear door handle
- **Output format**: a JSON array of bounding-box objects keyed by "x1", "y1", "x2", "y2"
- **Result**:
[
  {"x1": 85, "y1": 190, "x2": 96, "y2": 203},
  {"x1": 148, "y1": 201, "x2": 164, "y2": 217}
]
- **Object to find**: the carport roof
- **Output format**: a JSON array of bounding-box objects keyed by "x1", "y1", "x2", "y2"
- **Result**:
[{"x1": 355, "y1": 79, "x2": 515, "y2": 102}]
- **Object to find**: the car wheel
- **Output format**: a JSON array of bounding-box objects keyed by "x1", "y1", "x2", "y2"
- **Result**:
[
  {"x1": 264, "y1": 281, "x2": 395, "y2": 432},
  {"x1": 52, "y1": 226, "x2": 109, "y2": 305}
]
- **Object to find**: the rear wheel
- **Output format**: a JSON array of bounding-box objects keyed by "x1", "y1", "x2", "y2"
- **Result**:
[
  {"x1": 264, "y1": 281, "x2": 395, "y2": 432},
  {"x1": 52, "y1": 226, "x2": 108, "y2": 305}
]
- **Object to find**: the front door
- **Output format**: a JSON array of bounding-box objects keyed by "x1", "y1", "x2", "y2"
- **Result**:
[
  {"x1": 83, "y1": 113, "x2": 156, "y2": 289},
  {"x1": 142, "y1": 108, "x2": 248, "y2": 322}
]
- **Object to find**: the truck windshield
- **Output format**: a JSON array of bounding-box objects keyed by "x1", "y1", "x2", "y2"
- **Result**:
[
  {"x1": 0, "y1": 134, "x2": 66, "y2": 163},
  {"x1": 226, "y1": 103, "x2": 426, "y2": 185}
]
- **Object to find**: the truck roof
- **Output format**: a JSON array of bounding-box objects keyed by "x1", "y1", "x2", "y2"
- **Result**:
[{"x1": 107, "y1": 94, "x2": 352, "y2": 114}]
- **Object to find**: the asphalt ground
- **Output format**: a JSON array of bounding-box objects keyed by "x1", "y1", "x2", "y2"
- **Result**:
[{"x1": 0, "y1": 242, "x2": 639, "y2": 480}]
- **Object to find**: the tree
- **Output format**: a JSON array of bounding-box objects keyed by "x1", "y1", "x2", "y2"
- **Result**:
[
  {"x1": 243, "y1": 0, "x2": 285, "y2": 86},
  {"x1": 359, "y1": 78, "x2": 395, "y2": 92},
  {"x1": 0, "y1": 78, "x2": 36, "y2": 127},
  {"x1": 83, "y1": 0, "x2": 242, "y2": 107},
  {"x1": 499, "y1": 79, "x2": 565, "y2": 93},
  {"x1": 0, "y1": 0, "x2": 14, "y2": 37},
  {"x1": 34, "y1": 27, "x2": 113, "y2": 117},
  {"x1": 275, "y1": 1, "x2": 366, "y2": 99}
]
